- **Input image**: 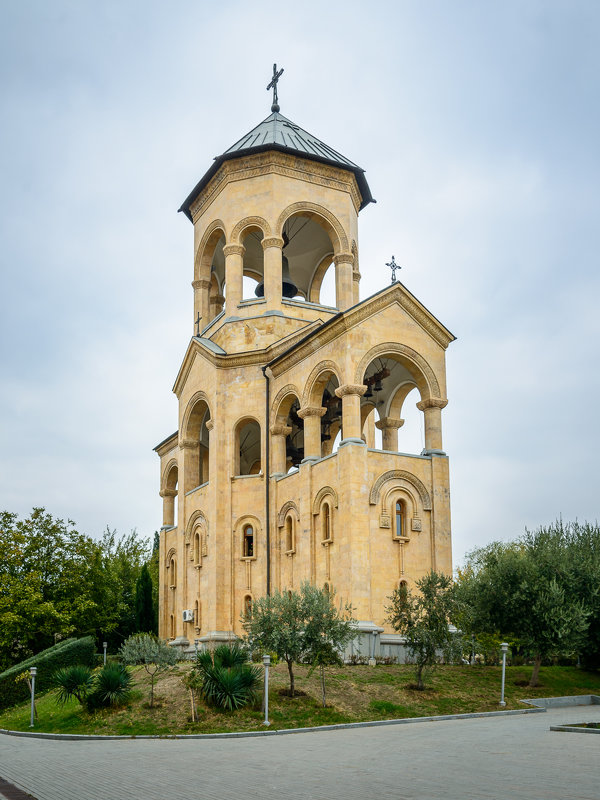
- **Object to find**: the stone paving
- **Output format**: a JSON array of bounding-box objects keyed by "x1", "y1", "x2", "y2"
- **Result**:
[{"x1": 0, "y1": 706, "x2": 599, "y2": 800}]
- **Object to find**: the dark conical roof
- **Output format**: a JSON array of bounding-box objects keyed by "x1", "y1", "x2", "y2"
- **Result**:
[{"x1": 178, "y1": 112, "x2": 373, "y2": 221}]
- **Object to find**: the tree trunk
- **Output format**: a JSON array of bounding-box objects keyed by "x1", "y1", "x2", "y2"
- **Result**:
[
  {"x1": 320, "y1": 664, "x2": 326, "y2": 707},
  {"x1": 150, "y1": 675, "x2": 155, "y2": 707},
  {"x1": 529, "y1": 654, "x2": 542, "y2": 687},
  {"x1": 416, "y1": 661, "x2": 425, "y2": 690},
  {"x1": 287, "y1": 659, "x2": 295, "y2": 697}
]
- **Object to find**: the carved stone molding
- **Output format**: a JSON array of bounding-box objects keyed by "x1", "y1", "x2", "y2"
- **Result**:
[
  {"x1": 302, "y1": 360, "x2": 343, "y2": 407},
  {"x1": 297, "y1": 406, "x2": 326, "y2": 419},
  {"x1": 270, "y1": 423, "x2": 292, "y2": 436},
  {"x1": 159, "y1": 488, "x2": 177, "y2": 498},
  {"x1": 230, "y1": 215, "x2": 271, "y2": 243},
  {"x1": 262, "y1": 236, "x2": 284, "y2": 250},
  {"x1": 222, "y1": 243, "x2": 245, "y2": 258},
  {"x1": 411, "y1": 518, "x2": 422, "y2": 532},
  {"x1": 270, "y1": 383, "x2": 302, "y2": 426},
  {"x1": 354, "y1": 341, "x2": 441, "y2": 399},
  {"x1": 179, "y1": 437, "x2": 199, "y2": 450},
  {"x1": 205, "y1": 419, "x2": 215, "y2": 431},
  {"x1": 416, "y1": 398, "x2": 448, "y2": 411},
  {"x1": 276, "y1": 200, "x2": 349, "y2": 253},
  {"x1": 277, "y1": 500, "x2": 300, "y2": 527},
  {"x1": 335, "y1": 384, "x2": 367, "y2": 398},
  {"x1": 312, "y1": 485, "x2": 339, "y2": 515},
  {"x1": 375, "y1": 417, "x2": 405, "y2": 431},
  {"x1": 333, "y1": 252, "x2": 354, "y2": 265},
  {"x1": 192, "y1": 279, "x2": 211, "y2": 290},
  {"x1": 369, "y1": 470, "x2": 432, "y2": 511}
]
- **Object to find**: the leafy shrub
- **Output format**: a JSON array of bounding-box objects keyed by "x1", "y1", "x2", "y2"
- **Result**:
[
  {"x1": 120, "y1": 633, "x2": 178, "y2": 708},
  {"x1": 0, "y1": 637, "x2": 96, "y2": 711},
  {"x1": 87, "y1": 663, "x2": 132, "y2": 709},
  {"x1": 195, "y1": 644, "x2": 260, "y2": 711}
]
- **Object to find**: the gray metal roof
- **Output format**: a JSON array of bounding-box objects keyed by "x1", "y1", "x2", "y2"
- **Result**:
[{"x1": 179, "y1": 112, "x2": 373, "y2": 221}]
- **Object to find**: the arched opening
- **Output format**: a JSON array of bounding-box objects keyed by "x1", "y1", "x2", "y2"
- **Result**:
[
  {"x1": 361, "y1": 356, "x2": 424, "y2": 455},
  {"x1": 205, "y1": 233, "x2": 226, "y2": 322},
  {"x1": 321, "y1": 502, "x2": 332, "y2": 543},
  {"x1": 318, "y1": 373, "x2": 341, "y2": 458},
  {"x1": 182, "y1": 396, "x2": 211, "y2": 489},
  {"x1": 162, "y1": 464, "x2": 179, "y2": 528},
  {"x1": 235, "y1": 419, "x2": 262, "y2": 476},
  {"x1": 241, "y1": 228, "x2": 264, "y2": 300},
  {"x1": 278, "y1": 213, "x2": 337, "y2": 305},
  {"x1": 243, "y1": 524, "x2": 254, "y2": 558}
]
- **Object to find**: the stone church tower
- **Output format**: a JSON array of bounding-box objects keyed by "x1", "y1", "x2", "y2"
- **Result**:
[{"x1": 155, "y1": 82, "x2": 455, "y2": 654}]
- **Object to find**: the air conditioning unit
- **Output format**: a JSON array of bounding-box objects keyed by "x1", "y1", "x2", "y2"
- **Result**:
[{"x1": 182, "y1": 609, "x2": 194, "y2": 622}]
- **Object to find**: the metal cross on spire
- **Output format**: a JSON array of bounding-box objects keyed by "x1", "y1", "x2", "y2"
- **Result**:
[
  {"x1": 386, "y1": 255, "x2": 401, "y2": 284},
  {"x1": 267, "y1": 63, "x2": 284, "y2": 112}
]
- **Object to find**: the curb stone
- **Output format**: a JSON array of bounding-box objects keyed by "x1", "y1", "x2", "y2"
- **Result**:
[{"x1": 0, "y1": 707, "x2": 545, "y2": 741}]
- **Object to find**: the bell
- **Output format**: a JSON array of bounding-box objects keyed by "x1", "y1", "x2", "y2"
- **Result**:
[{"x1": 255, "y1": 253, "x2": 298, "y2": 299}]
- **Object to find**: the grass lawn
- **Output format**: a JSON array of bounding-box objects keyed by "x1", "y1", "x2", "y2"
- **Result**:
[{"x1": 1, "y1": 663, "x2": 598, "y2": 737}]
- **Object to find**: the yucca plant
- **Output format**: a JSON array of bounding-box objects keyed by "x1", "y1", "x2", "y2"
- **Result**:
[
  {"x1": 53, "y1": 665, "x2": 94, "y2": 705},
  {"x1": 195, "y1": 644, "x2": 260, "y2": 710},
  {"x1": 87, "y1": 663, "x2": 132, "y2": 709}
]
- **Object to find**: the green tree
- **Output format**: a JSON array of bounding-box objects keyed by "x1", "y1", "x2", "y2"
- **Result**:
[
  {"x1": 120, "y1": 633, "x2": 178, "y2": 707},
  {"x1": 243, "y1": 582, "x2": 355, "y2": 698},
  {"x1": 387, "y1": 571, "x2": 460, "y2": 690},
  {"x1": 135, "y1": 564, "x2": 157, "y2": 633},
  {"x1": 455, "y1": 533, "x2": 590, "y2": 686}
]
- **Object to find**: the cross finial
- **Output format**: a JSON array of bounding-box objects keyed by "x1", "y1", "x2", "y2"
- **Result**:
[
  {"x1": 195, "y1": 312, "x2": 201, "y2": 337},
  {"x1": 386, "y1": 255, "x2": 401, "y2": 284},
  {"x1": 267, "y1": 63, "x2": 284, "y2": 112}
]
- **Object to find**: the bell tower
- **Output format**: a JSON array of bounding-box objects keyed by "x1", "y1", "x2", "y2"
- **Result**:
[{"x1": 155, "y1": 71, "x2": 455, "y2": 656}]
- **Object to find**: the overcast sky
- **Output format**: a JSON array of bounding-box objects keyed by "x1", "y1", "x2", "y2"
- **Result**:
[{"x1": 1, "y1": 1, "x2": 598, "y2": 566}]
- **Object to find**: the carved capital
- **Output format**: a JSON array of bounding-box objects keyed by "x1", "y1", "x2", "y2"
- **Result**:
[
  {"x1": 261, "y1": 236, "x2": 284, "y2": 251},
  {"x1": 297, "y1": 406, "x2": 326, "y2": 419},
  {"x1": 335, "y1": 384, "x2": 367, "y2": 398},
  {"x1": 205, "y1": 419, "x2": 214, "y2": 431},
  {"x1": 375, "y1": 417, "x2": 405, "y2": 431},
  {"x1": 192, "y1": 279, "x2": 211, "y2": 290},
  {"x1": 179, "y1": 437, "x2": 199, "y2": 450},
  {"x1": 160, "y1": 489, "x2": 177, "y2": 498},
  {"x1": 416, "y1": 398, "x2": 448, "y2": 411},
  {"x1": 212, "y1": 294, "x2": 225, "y2": 305},
  {"x1": 333, "y1": 252, "x2": 354, "y2": 266},
  {"x1": 222, "y1": 243, "x2": 245, "y2": 258},
  {"x1": 270, "y1": 423, "x2": 292, "y2": 436},
  {"x1": 353, "y1": 271, "x2": 362, "y2": 282}
]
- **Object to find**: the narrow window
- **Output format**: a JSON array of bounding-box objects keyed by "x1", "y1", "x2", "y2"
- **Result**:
[
  {"x1": 243, "y1": 525, "x2": 254, "y2": 558},
  {"x1": 170, "y1": 557, "x2": 177, "y2": 588},
  {"x1": 194, "y1": 599, "x2": 200, "y2": 629},
  {"x1": 170, "y1": 614, "x2": 175, "y2": 639},
  {"x1": 395, "y1": 500, "x2": 404, "y2": 538},
  {"x1": 286, "y1": 516, "x2": 294, "y2": 552},
  {"x1": 322, "y1": 503, "x2": 331, "y2": 542},
  {"x1": 243, "y1": 595, "x2": 252, "y2": 619},
  {"x1": 194, "y1": 531, "x2": 201, "y2": 564}
]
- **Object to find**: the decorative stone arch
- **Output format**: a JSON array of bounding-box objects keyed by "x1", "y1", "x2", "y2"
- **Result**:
[
  {"x1": 276, "y1": 202, "x2": 348, "y2": 255},
  {"x1": 302, "y1": 360, "x2": 343, "y2": 408},
  {"x1": 277, "y1": 500, "x2": 300, "y2": 528},
  {"x1": 354, "y1": 342, "x2": 441, "y2": 401},
  {"x1": 270, "y1": 383, "x2": 302, "y2": 427},
  {"x1": 369, "y1": 470, "x2": 432, "y2": 511},
  {"x1": 194, "y1": 219, "x2": 227, "y2": 282},
  {"x1": 386, "y1": 382, "x2": 417, "y2": 419},
  {"x1": 165, "y1": 546, "x2": 177, "y2": 568},
  {"x1": 180, "y1": 391, "x2": 212, "y2": 441},
  {"x1": 230, "y1": 215, "x2": 271, "y2": 244},
  {"x1": 185, "y1": 510, "x2": 209, "y2": 543},
  {"x1": 312, "y1": 485, "x2": 339, "y2": 515},
  {"x1": 161, "y1": 458, "x2": 179, "y2": 494}
]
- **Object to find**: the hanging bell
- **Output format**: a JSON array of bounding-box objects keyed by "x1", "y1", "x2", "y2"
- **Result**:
[{"x1": 254, "y1": 253, "x2": 298, "y2": 299}]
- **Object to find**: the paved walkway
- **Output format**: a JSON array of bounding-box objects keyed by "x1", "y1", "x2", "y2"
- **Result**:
[{"x1": 0, "y1": 706, "x2": 598, "y2": 800}]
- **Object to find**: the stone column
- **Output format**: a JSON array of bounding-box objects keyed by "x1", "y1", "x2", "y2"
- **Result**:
[
  {"x1": 297, "y1": 406, "x2": 326, "y2": 462},
  {"x1": 416, "y1": 398, "x2": 448, "y2": 454},
  {"x1": 223, "y1": 243, "x2": 245, "y2": 316},
  {"x1": 192, "y1": 278, "x2": 211, "y2": 332},
  {"x1": 203, "y1": 419, "x2": 214, "y2": 483},
  {"x1": 334, "y1": 253, "x2": 355, "y2": 310},
  {"x1": 180, "y1": 437, "x2": 200, "y2": 494},
  {"x1": 160, "y1": 489, "x2": 177, "y2": 527},
  {"x1": 335, "y1": 384, "x2": 367, "y2": 444},
  {"x1": 270, "y1": 423, "x2": 291, "y2": 476},
  {"x1": 352, "y1": 269, "x2": 361, "y2": 305},
  {"x1": 262, "y1": 236, "x2": 284, "y2": 310},
  {"x1": 375, "y1": 417, "x2": 405, "y2": 451}
]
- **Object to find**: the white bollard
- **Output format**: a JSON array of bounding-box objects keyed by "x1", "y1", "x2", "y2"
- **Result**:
[
  {"x1": 499, "y1": 642, "x2": 508, "y2": 706},
  {"x1": 29, "y1": 667, "x2": 37, "y2": 727},
  {"x1": 262, "y1": 654, "x2": 271, "y2": 726}
]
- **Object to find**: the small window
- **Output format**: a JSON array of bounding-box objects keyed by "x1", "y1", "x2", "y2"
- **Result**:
[
  {"x1": 395, "y1": 500, "x2": 405, "y2": 539},
  {"x1": 322, "y1": 503, "x2": 332, "y2": 542},
  {"x1": 286, "y1": 516, "x2": 294, "y2": 552},
  {"x1": 243, "y1": 525, "x2": 254, "y2": 558},
  {"x1": 194, "y1": 531, "x2": 201, "y2": 564},
  {"x1": 194, "y1": 599, "x2": 200, "y2": 629},
  {"x1": 169, "y1": 614, "x2": 175, "y2": 639},
  {"x1": 169, "y1": 557, "x2": 177, "y2": 588},
  {"x1": 243, "y1": 595, "x2": 252, "y2": 619}
]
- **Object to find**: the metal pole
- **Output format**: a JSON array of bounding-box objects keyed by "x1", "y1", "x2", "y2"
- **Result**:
[
  {"x1": 262, "y1": 654, "x2": 271, "y2": 726},
  {"x1": 103, "y1": 642, "x2": 107, "y2": 666},
  {"x1": 499, "y1": 643, "x2": 508, "y2": 706},
  {"x1": 29, "y1": 667, "x2": 37, "y2": 727}
]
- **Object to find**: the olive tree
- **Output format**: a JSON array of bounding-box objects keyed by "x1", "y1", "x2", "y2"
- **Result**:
[{"x1": 120, "y1": 633, "x2": 178, "y2": 707}]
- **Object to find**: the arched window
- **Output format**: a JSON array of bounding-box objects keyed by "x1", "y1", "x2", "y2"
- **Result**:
[
  {"x1": 169, "y1": 614, "x2": 175, "y2": 639},
  {"x1": 169, "y1": 557, "x2": 177, "y2": 588},
  {"x1": 322, "y1": 503, "x2": 332, "y2": 542},
  {"x1": 243, "y1": 525, "x2": 254, "y2": 558},
  {"x1": 285, "y1": 516, "x2": 294, "y2": 553},
  {"x1": 395, "y1": 500, "x2": 405, "y2": 539},
  {"x1": 236, "y1": 420, "x2": 261, "y2": 476},
  {"x1": 243, "y1": 595, "x2": 252, "y2": 619},
  {"x1": 194, "y1": 599, "x2": 200, "y2": 629},
  {"x1": 193, "y1": 531, "x2": 201, "y2": 565}
]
